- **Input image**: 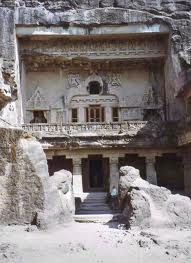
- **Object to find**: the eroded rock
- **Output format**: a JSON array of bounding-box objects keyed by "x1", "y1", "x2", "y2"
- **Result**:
[
  {"x1": 119, "y1": 166, "x2": 191, "y2": 229},
  {"x1": 0, "y1": 130, "x2": 74, "y2": 229}
]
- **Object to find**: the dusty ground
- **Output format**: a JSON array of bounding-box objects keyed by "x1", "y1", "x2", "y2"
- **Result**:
[{"x1": 0, "y1": 222, "x2": 191, "y2": 263}]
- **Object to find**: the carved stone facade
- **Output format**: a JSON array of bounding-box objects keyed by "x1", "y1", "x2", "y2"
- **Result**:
[
  {"x1": 1, "y1": 0, "x2": 191, "y2": 197},
  {"x1": 19, "y1": 27, "x2": 183, "y2": 195}
]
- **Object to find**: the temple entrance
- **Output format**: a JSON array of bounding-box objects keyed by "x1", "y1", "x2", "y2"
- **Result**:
[
  {"x1": 82, "y1": 155, "x2": 109, "y2": 192},
  {"x1": 89, "y1": 158, "x2": 103, "y2": 189}
]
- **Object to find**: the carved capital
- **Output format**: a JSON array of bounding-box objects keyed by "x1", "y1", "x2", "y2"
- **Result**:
[
  {"x1": 145, "y1": 156, "x2": 156, "y2": 165},
  {"x1": 110, "y1": 157, "x2": 119, "y2": 165},
  {"x1": 73, "y1": 158, "x2": 82, "y2": 167}
]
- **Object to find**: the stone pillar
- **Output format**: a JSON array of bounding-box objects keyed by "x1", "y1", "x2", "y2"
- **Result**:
[
  {"x1": 109, "y1": 157, "x2": 119, "y2": 192},
  {"x1": 105, "y1": 106, "x2": 112, "y2": 123},
  {"x1": 73, "y1": 158, "x2": 83, "y2": 194},
  {"x1": 145, "y1": 156, "x2": 157, "y2": 185},
  {"x1": 78, "y1": 107, "x2": 85, "y2": 123}
]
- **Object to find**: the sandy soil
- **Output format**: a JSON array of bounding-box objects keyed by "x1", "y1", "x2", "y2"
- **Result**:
[{"x1": 0, "y1": 222, "x2": 191, "y2": 263}]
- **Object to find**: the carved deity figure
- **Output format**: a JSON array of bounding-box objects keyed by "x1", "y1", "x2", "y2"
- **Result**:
[{"x1": 68, "y1": 74, "x2": 81, "y2": 89}]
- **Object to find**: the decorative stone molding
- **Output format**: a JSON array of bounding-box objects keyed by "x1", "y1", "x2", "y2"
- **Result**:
[
  {"x1": 20, "y1": 37, "x2": 166, "y2": 61},
  {"x1": 70, "y1": 94, "x2": 119, "y2": 107}
]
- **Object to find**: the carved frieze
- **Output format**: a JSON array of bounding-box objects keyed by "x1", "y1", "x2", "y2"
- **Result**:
[
  {"x1": 70, "y1": 94, "x2": 119, "y2": 107},
  {"x1": 20, "y1": 37, "x2": 166, "y2": 61}
]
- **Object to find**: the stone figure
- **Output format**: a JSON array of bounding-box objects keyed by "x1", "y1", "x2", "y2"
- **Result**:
[{"x1": 0, "y1": 59, "x2": 12, "y2": 112}]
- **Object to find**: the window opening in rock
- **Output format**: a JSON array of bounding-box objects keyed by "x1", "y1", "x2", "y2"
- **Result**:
[
  {"x1": 88, "y1": 81, "x2": 102, "y2": 95},
  {"x1": 71, "y1": 108, "x2": 78, "y2": 123},
  {"x1": 112, "y1": 107, "x2": 119, "y2": 122}
]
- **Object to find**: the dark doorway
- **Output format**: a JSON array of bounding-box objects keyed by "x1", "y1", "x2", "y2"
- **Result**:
[
  {"x1": 156, "y1": 154, "x2": 184, "y2": 192},
  {"x1": 82, "y1": 155, "x2": 109, "y2": 192},
  {"x1": 48, "y1": 156, "x2": 73, "y2": 176},
  {"x1": 89, "y1": 158, "x2": 103, "y2": 189}
]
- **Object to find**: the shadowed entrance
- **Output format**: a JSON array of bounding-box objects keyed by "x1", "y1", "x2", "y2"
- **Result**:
[
  {"x1": 89, "y1": 158, "x2": 103, "y2": 189},
  {"x1": 82, "y1": 155, "x2": 109, "y2": 192}
]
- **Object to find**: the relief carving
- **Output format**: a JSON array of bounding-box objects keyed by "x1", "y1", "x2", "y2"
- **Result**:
[
  {"x1": 26, "y1": 86, "x2": 49, "y2": 111},
  {"x1": 68, "y1": 74, "x2": 81, "y2": 89},
  {"x1": 108, "y1": 74, "x2": 122, "y2": 88},
  {"x1": 21, "y1": 38, "x2": 165, "y2": 60},
  {"x1": 142, "y1": 85, "x2": 163, "y2": 109}
]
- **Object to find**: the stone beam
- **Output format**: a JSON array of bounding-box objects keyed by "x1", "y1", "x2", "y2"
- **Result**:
[{"x1": 16, "y1": 24, "x2": 169, "y2": 38}]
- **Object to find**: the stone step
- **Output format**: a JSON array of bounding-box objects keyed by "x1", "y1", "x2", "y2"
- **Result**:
[
  {"x1": 77, "y1": 204, "x2": 110, "y2": 207},
  {"x1": 74, "y1": 213, "x2": 120, "y2": 223},
  {"x1": 76, "y1": 208, "x2": 112, "y2": 213}
]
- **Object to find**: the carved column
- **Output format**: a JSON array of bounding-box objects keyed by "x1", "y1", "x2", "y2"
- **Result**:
[
  {"x1": 72, "y1": 158, "x2": 83, "y2": 194},
  {"x1": 109, "y1": 157, "x2": 119, "y2": 192},
  {"x1": 78, "y1": 107, "x2": 85, "y2": 123},
  {"x1": 145, "y1": 156, "x2": 157, "y2": 185},
  {"x1": 105, "y1": 106, "x2": 112, "y2": 123}
]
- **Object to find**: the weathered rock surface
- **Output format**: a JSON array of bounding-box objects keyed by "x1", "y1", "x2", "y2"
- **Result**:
[
  {"x1": 40, "y1": 169, "x2": 75, "y2": 227},
  {"x1": 0, "y1": 129, "x2": 74, "y2": 229},
  {"x1": 119, "y1": 166, "x2": 191, "y2": 228}
]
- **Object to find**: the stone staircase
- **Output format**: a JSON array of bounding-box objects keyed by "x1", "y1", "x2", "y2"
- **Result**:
[{"x1": 74, "y1": 192, "x2": 120, "y2": 223}]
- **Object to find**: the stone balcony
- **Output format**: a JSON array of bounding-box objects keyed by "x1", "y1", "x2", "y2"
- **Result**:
[{"x1": 22, "y1": 121, "x2": 177, "y2": 149}]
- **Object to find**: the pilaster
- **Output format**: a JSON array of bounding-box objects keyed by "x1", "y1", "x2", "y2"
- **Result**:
[
  {"x1": 109, "y1": 157, "x2": 119, "y2": 192},
  {"x1": 145, "y1": 156, "x2": 157, "y2": 185},
  {"x1": 73, "y1": 158, "x2": 83, "y2": 194}
]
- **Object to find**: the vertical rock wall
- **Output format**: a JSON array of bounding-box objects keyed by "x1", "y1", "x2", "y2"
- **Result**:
[{"x1": 0, "y1": 129, "x2": 74, "y2": 228}]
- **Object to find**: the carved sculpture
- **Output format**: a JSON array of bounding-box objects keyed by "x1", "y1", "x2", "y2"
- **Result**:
[{"x1": 0, "y1": 59, "x2": 12, "y2": 112}]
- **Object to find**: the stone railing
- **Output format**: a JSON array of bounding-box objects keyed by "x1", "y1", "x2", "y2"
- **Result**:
[{"x1": 22, "y1": 121, "x2": 152, "y2": 137}]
